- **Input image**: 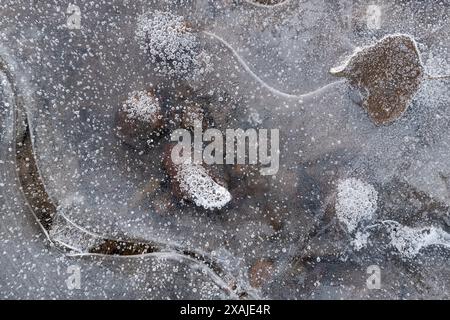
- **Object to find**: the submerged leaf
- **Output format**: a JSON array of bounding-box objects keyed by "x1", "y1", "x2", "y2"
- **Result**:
[{"x1": 331, "y1": 35, "x2": 424, "y2": 125}]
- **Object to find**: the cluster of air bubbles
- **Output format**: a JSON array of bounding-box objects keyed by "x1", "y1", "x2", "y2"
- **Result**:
[
  {"x1": 135, "y1": 10, "x2": 212, "y2": 81},
  {"x1": 175, "y1": 160, "x2": 231, "y2": 210},
  {"x1": 335, "y1": 178, "x2": 378, "y2": 233},
  {"x1": 122, "y1": 90, "x2": 161, "y2": 123}
]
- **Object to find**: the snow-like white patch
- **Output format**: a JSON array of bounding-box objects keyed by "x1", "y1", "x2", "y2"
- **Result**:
[
  {"x1": 351, "y1": 230, "x2": 370, "y2": 251},
  {"x1": 175, "y1": 161, "x2": 231, "y2": 210},
  {"x1": 335, "y1": 178, "x2": 378, "y2": 233},
  {"x1": 135, "y1": 10, "x2": 211, "y2": 80},
  {"x1": 122, "y1": 90, "x2": 160, "y2": 123},
  {"x1": 386, "y1": 222, "x2": 450, "y2": 259}
]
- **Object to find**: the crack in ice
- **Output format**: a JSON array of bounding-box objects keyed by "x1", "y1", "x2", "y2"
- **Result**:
[
  {"x1": 1, "y1": 54, "x2": 251, "y2": 299},
  {"x1": 242, "y1": 0, "x2": 291, "y2": 9},
  {"x1": 0, "y1": 53, "x2": 55, "y2": 246},
  {"x1": 203, "y1": 31, "x2": 345, "y2": 101}
]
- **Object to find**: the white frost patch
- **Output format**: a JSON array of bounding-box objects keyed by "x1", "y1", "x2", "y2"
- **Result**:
[
  {"x1": 122, "y1": 90, "x2": 160, "y2": 123},
  {"x1": 335, "y1": 178, "x2": 378, "y2": 232},
  {"x1": 330, "y1": 33, "x2": 422, "y2": 76},
  {"x1": 175, "y1": 161, "x2": 231, "y2": 210},
  {"x1": 386, "y1": 222, "x2": 450, "y2": 259},
  {"x1": 135, "y1": 10, "x2": 211, "y2": 80},
  {"x1": 351, "y1": 230, "x2": 371, "y2": 251}
]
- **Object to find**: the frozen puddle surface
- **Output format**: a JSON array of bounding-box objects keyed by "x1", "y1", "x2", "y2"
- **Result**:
[{"x1": 0, "y1": 0, "x2": 450, "y2": 299}]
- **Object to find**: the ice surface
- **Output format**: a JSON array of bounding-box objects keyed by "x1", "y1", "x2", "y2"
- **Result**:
[{"x1": 0, "y1": 0, "x2": 449, "y2": 299}]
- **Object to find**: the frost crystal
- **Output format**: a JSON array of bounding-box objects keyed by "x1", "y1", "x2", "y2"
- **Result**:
[
  {"x1": 135, "y1": 11, "x2": 211, "y2": 80},
  {"x1": 175, "y1": 161, "x2": 231, "y2": 210},
  {"x1": 122, "y1": 90, "x2": 161, "y2": 123},
  {"x1": 336, "y1": 178, "x2": 378, "y2": 233},
  {"x1": 387, "y1": 224, "x2": 450, "y2": 259}
]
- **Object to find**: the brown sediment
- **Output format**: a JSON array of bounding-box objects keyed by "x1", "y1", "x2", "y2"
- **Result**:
[
  {"x1": 226, "y1": 164, "x2": 270, "y2": 203},
  {"x1": 89, "y1": 239, "x2": 159, "y2": 255},
  {"x1": 249, "y1": 259, "x2": 274, "y2": 288},
  {"x1": 163, "y1": 144, "x2": 184, "y2": 199},
  {"x1": 180, "y1": 102, "x2": 207, "y2": 131},
  {"x1": 331, "y1": 35, "x2": 424, "y2": 125},
  {"x1": 168, "y1": 99, "x2": 208, "y2": 132},
  {"x1": 2, "y1": 53, "x2": 56, "y2": 232},
  {"x1": 262, "y1": 202, "x2": 284, "y2": 232}
]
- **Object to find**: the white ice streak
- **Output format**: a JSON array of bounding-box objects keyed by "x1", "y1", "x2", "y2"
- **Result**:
[{"x1": 242, "y1": 0, "x2": 290, "y2": 9}]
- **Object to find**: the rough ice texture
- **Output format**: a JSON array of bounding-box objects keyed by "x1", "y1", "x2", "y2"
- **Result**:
[
  {"x1": 387, "y1": 223, "x2": 450, "y2": 259},
  {"x1": 336, "y1": 178, "x2": 378, "y2": 233},
  {"x1": 3, "y1": 0, "x2": 450, "y2": 300},
  {"x1": 175, "y1": 161, "x2": 231, "y2": 210},
  {"x1": 135, "y1": 10, "x2": 211, "y2": 80},
  {"x1": 122, "y1": 90, "x2": 161, "y2": 123}
]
